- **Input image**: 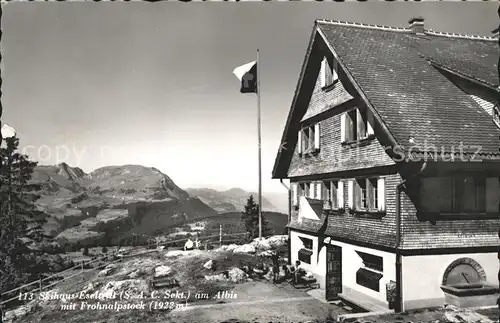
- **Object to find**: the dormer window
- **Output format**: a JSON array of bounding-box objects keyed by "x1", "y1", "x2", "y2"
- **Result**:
[
  {"x1": 320, "y1": 56, "x2": 338, "y2": 89},
  {"x1": 298, "y1": 123, "x2": 321, "y2": 155}
]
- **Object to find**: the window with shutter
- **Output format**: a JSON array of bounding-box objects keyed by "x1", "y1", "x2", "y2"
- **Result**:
[
  {"x1": 351, "y1": 177, "x2": 385, "y2": 212},
  {"x1": 321, "y1": 56, "x2": 338, "y2": 89},
  {"x1": 299, "y1": 124, "x2": 321, "y2": 154},
  {"x1": 343, "y1": 108, "x2": 372, "y2": 143},
  {"x1": 359, "y1": 179, "x2": 368, "y2": 209}
]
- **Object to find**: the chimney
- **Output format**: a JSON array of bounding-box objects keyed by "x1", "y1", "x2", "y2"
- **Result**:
[
  {"x1": 408, "y1": 17, "x2": 425, "y2": 35},
  {"x1": 492, "y1": 27, "x2": 499, "y2": 38}
]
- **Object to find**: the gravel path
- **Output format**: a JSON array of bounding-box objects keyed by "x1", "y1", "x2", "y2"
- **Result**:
[{"x1": 166, "y1": 281, "x2": 347, "y2": 323}]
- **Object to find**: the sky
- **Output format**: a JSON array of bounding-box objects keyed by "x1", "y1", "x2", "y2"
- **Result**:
[{"x1": 2, "y1": 2, "x2": 499, "y2": 193}]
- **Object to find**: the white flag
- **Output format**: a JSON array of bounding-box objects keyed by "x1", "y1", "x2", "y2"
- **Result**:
[{"x1": 233, "y1": 61, "x2": 257, "y2": 93}]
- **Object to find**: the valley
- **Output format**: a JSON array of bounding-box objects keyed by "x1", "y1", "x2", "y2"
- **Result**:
[{"x1": 31, "y1": 163, "x2": 288, "y2": 250}]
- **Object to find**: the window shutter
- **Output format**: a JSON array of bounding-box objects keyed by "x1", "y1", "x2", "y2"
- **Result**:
[
  {"x1": 377, "y1": 178, "x2": 385, "y2": 212},
  {"x1": 340, "y1": 113, "x2": 346, "y2": 143},
  {"x1": 337, "y1": 181, "x2": 344, "y2": 209},
  {"x1": 320, "y1": 58, "x2": 326, "y2": 88},
  {"x1": 347, "y1": 180, "x2": 354, "y2": 208},
  {"x1": 325, "y1": 58, "x2": 332, "y2": 86},
  {"x1": 309, "y1": 128, "x2": 314, "y2": 151},
  {"x1": 298, "y1": 130, "x2": 302, "y2": 154},
  {"x1": 332, "y1": 59, "x2": 339, "y2": 82},
  {"x1": 486, "y1": 177, "x2": 500, "y2": 212},
  {"x1": 309, "y1": 183, "x2": 315, "y2": 199},
  {"x1": 356, "y1": 109, "x2": 366, "y2": 139},
  {"x1": 292, "y1": 183, "x2": 298, "y2": 206},
  {"x1": 367, "y1": 111, "x2": 374, "y2": 136},
  {"x1": 314, "y1": 123, "x2": 321, "y2": 150},
  {"x1": 354, "y1": 180, "x2": 360, "y2": 210}
]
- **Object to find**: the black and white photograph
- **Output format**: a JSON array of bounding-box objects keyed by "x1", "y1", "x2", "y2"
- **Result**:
[{"x1": 1, "y1": 2, "x2": 500, "y2": 323}]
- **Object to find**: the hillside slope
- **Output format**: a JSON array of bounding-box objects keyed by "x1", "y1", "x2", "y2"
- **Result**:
[
  {"x1": 31, "y1": 163, "x2": 218, "y2": 248},
  {"x1": 186, "y1": 187, "x2": 281, "y2": 213}
]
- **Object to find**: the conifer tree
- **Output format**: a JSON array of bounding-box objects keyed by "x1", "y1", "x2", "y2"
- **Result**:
[
  {"x1": 0, "y1": 136, "x2": 50, "y2": 292},
  {"x1": 240, "y1": 195, "x2": 270, "y2": 239}
]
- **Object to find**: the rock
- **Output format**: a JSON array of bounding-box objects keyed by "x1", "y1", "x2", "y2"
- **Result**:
[
  {"x1": 205, "y1": 273, "x2": 227, "y2": 282},
  {"x1": 250, "y1": 239, "x2": 272, "y2": 251},
  {"x1": 233, "y1": 244, "x2": 256, "y2": 254},
  {"x1": 258, "y1": 250, "x2": 274, "y2": 257},
  {"x1": 97, "y1": 264, "x2": 118, "y2": 277},
  {"x1": 263, "y1": 235, "x2": 288, "y2": 248},
  {"x1": 218, "y1": 244, "x2": 238, "y2": 252},
  {"x1": 128, "y1": 270, "x2": 140, "y2": 278},
  {"x1": 164, "y1": 249, "x2": 204, "y2": 258},
  {"x1": 227, "y1": 267, "x2": 248, "y2": 283},
  {"x1": 81, "y1": 282, "x2": 99, "y2": 294},
  {"x1": 4, "y1": 303, "x2": 36, "y2": 322},
  {"x1": 154, "y1": 265, "x2": 173, "y2": 278},
  {"x1": 100, "y1": 279, "x2": 149, "y2": 299},
  {"x1": 203, "y1": 260, "x2": 213, "y2": 270}
]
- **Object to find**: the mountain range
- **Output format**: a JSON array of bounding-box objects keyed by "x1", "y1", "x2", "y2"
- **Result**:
[
  {"x1": 30, "y1": 163, "x2": 288, "y2": 248},
  {"x1": 186, "y1": 187, "x2": 285, "y2": 214}
]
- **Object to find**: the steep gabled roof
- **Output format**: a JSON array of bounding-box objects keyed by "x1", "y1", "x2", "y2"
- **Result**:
[{"x1": 272, "y1": 20, "x2": 500, "y2": 179}]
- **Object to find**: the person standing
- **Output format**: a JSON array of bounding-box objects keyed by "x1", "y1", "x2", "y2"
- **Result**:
[
  {"x1": 294, "y1": 260, "x2": 302, "y2": 285},
  {"x1": 184, "y1": 237, "x2": 194, "y2": 251},
  {"x1": 272, "y1": 252, "x2": 280, "y2": 284}
]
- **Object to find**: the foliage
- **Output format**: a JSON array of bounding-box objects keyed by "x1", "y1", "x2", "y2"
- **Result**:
[
  {"x1": 240, "y1": 195, "x2": 270, "y2": 240},
  {"x1": 0, "y1": 136, "x2": 52, "y2": 293}
]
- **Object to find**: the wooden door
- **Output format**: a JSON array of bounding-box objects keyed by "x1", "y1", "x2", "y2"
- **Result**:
[{"x1": 326, "y1": 245, "x2": 342, "y2": 301}]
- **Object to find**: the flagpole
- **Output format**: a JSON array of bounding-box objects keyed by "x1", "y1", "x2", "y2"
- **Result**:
[{"x1": 257, "y1": 49, "x2": 262, "y2": 241}]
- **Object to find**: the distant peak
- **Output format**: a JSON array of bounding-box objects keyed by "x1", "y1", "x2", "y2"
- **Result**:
[{"x1": 224, "y1": 187, "x2": 248, "y2": 195}]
